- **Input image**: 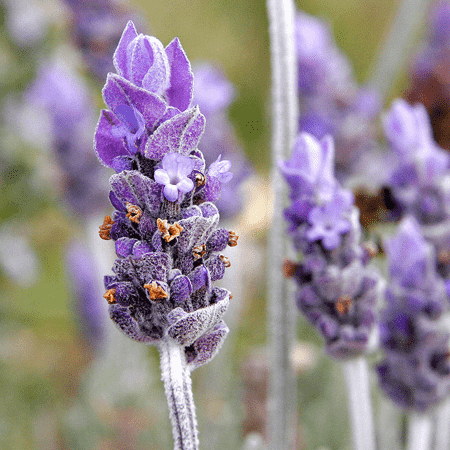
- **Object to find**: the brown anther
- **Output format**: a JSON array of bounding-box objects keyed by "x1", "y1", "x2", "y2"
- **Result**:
[
  {"x1": 157, "y1": 218, "x2": 183, "y2": 242},
  {"x1": 228, "y1": 231, "x2": 239, "y2": 247},
  {"x1": 99, "y1": 215, "x2": 114, "y2": 240},
  {"x1": 195, "y1": 173, "x2": 206, "y2": 187},
  {"x1": 144, "y1": 281, "x2": 169, "y2": 300},
  {"x1": 126, "y1": 202, "x2": 142, "y2": 223},
  {"x1": 193, "y1": 244, "x2": 206, "y2": 261},
  {"x1": 439, "y1": 250, "x2": 450, "y2": 265},
  {"x1": 363, "y1": 241, "x2": 378, "y2": 259},
  {"x1": 335, "y1": 296, "x2": 353, "y2": 316},
  {"x1": 220, "y1": 255, "x2": 231, "y2": 268},
  {"x1": 103, "y1": 288, "x2": 117, "y2": 304},
  {"x1": 283, "y1": 259, "x2": 298, "y2": 278}
]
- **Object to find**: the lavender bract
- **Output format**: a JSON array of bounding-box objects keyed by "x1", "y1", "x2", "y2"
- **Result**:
[
  {"x1": 376, "y1": 217, "x2": 450, "y2": 412},
  {"x1": 95, "y1": 20, "x2": 236, "y2": 370},
  {"x1": 280, "y1": 132, "x2": 381, "y2": 359}
]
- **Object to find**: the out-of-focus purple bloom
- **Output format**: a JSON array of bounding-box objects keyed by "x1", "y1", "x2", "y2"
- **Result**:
[
  {"x1": 154, "y1": 152, "x2": 195, "y2": 202},
  {"x1": 295, "y1": 11, "x2": 380, "y2": 178},
  {"x1": 208, "y1": 156, "x2": 233, "y2": 184},
  {"x1": 281, "y1": 132, "x2": 381, "y2": 359},
  {"x1": 306, "y1": 190, "x2": 353, "y2": 250},
  {"x1": 27, "y1": 62, "x2": 108, "y2": 216},
  {"x1": 66, "y1": 239, "x2": 105, "y2": 346},
  {"x1": 377, "y1": 217, "x2": 450, "y2": 412}
]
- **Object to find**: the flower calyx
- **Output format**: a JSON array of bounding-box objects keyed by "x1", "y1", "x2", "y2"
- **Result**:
[
  {"x1": 335, "y1": 296, "x2": 353, "y2": 316},
  {"x1": 193, "y1": 244, "x2": 206, "y2": 261},
  {"x1": 157, "y1": 218, "x2": 183, "y2": 242},
  {"x1": 99, "y1": 215, "x2": 115, "y2": 240},
  {"x1": 220, "y1": 255, "x2": 231, "y2": 268},
  {"x1": 126, "y1": 202, "x2": 142, "y2": 223},
  {"x1": 103, "y1": 288, "x2": 117, "y2": 304},
  {"x1": 228, "y1": 231, "x2": 239, "y2": 247},
  {"x1": 144, "y1": 281, "x2": 169, "y2": 301}
]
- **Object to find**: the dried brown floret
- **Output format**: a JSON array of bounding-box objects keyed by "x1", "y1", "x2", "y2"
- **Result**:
[
  {"x1": 195, "y1": 173, "x2": 206, "y2": 187},
  {"x1": 335, "y1": 296, "x2": 353, "y2": 316},
  {"x1": 438, "y1": 249, "x2": 450, "y2": 265},
  {"x1": 99, "y1": 215, "x2": 115, "y2": 240},
  {"x1": 220, "y1": 255, "x2": 231, "y2": 268},
  {"x1": 126, "y1": 202, "x2": 142, "y2": 223},
  {"x1": 193, "y1": 244, "x2": 206, "y2": 260},
  {"x1": 228, "y1": 231, "x2": 239, "y2": 247},
  {"x1": 283, "y1": 259, "x2": 298, "y2": 278},
  {"x1": 103, "y1": 288, "x2": 117, "y2": 304},
  {"x1": 144, "y1": 281, "x2": 169, "y2": 300},
  {"x1": 157, "y1": 218, "x2": 183, "y2": 242}
]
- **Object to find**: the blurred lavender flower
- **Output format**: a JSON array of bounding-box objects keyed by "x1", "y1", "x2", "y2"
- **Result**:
[
  {"x1": 63, "y1": 0, "x2": 144, "y2": 81},
  {"x1": 377, "y1": 217, "x2": 450, "y2": 412},
  {"x1": 193, "y1": 64, "x2": 251, "y2": 218},
  {"x1": 382, "y1": 99, "x2": 450, "y2": 285},
  {"x1": 280, "y1": 132, "x2": 381, "y2": 359},
  {"x1": 94, "y1": 20, "x2": 239, "y2": 448},
  {"x1": 295, "y1": 11, "x2": 380, "y2": 179},
  {"x1": 27, "y1": 61, "x2": 109, "y2": 217}
]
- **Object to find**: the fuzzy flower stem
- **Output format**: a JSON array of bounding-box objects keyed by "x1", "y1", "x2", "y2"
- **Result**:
[
  {"x1": 407, "y1": 412, "x2": 432, "y2": 450},
  {"x1": 158, "y1": 337, "x2": 199, "y2": 450},
  {"x1": 435, "y1": 400, "x2": 450, "y2": 450},
  {"x1": 367, "y1": 0, "x2": 433, "y2": 100},
  {"x1": 266, "y1": 0, "x2": 298, "y2": 449},
  {"x1": 343, "y1": 357, "x2": 376, "y2": 450}
]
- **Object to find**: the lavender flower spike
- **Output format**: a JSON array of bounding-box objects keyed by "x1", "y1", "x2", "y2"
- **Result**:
[{"x1": 94, "y1": 21, "x2": 237, "y2": 450}]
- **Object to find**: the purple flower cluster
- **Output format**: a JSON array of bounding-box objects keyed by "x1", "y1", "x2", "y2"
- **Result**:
[
  {"x1": 295, "y1": 11, "x2": 380, "y2": 178},
  {"x1": 383, "y1": 100, "x2": 450, "y2": 283},
  {"x1": 280, "y1": 132, "x2": 381, "y2": 359},
  {"x1": 377, "y1": 217, "x2": 450, "y2": 412},
  {"x1": 193, "y1": 64, "x2": 251, "y2": 218},
  {"x1": 94, "y1": 21, "x2": 235, "y2": 369}
]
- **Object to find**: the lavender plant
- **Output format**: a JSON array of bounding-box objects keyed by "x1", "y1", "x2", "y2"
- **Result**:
[{"x1": 93, "y1": 20, "x2": 236, "y2": 449}]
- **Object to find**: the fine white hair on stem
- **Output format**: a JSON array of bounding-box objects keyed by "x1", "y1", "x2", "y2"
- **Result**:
[
  {"x1": 343, "y1": 357, "x2": 376, "y2": 450},
  {"x1": 265, "y1": 0, "x2": 298, "y2": 449}
]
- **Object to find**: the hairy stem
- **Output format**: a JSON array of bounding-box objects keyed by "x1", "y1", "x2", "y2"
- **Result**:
[
  {"x1": 158, "y1": 337, "x2": 199, "y2": 450},
  {"x1": 407, "y1": 412, "x2": 432, "y2": 450},
  {"x1": 266, "y1": 0, "x2": 298, "y2": 449},
  {"x1": 343, "y1": 357, "x2": 376, "y2": 450},
  {"x1": 367, "y1": 0, "x2": 433, "y2": 101}
]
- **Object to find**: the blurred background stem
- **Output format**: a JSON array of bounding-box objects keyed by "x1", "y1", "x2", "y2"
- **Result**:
[
  {"x1": 265, "y1": 0, "x2": 298, "y2": 449},
  {"x1": 343, "y1": 357, "x2": 376, "y2": 450},
  {"x1": 407, "y1": 412, "x2": 432, "y2": 450},
  {"x1": 367, "y1": 0, "x2": 433, "y2": 101}
]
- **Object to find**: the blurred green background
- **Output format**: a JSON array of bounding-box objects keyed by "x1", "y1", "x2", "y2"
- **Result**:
[{"x1": 0, "y1": 0, "x2": 410, "y2": 449}]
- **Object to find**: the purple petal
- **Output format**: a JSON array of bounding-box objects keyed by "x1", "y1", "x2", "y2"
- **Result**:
[
  {"x1": 165, "y1": 37, "x2": 194, "y2": 111},
  {"x1": 145, "y1": 106, "x2": 205, "y2": 159},
  {"x1": 154, "y1": 168, "x2": 170, "y2": 185},
  {"x1": 141, "y1": 37, "x2": 171, "y2": 94},
  {"x1": 113, "y1": 20, "x2": 138, "y2": 78},
  {"x1": 164, "y1": 184, "x2": 178, "y2": 202},
  {"x1": 176, "y1": 177, "x2": 194, "y2": 193},
  {"x1": 94, "y1": 110, "x2": 129, "y2": 167}
]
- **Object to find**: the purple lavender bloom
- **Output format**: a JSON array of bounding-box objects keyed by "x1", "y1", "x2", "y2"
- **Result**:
[
  {"x1": 281, "y1": 132, "x2": 381, "y2": 359},
  {"x1": 95, "y1": 21, "x2": 237, "y2": 369},
  {"x1": 295, "y1": 11, "x2": 380, "y2": 178},
  {"x1": 154, "y1": 152, "x2": 195, "y2": 201},
  {"x1": 383, "y1": 99, "x2": 450, "y2": 226},
  {"x1": 377, "y1": 217, "x2": 450, "y2": 411}
]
